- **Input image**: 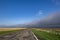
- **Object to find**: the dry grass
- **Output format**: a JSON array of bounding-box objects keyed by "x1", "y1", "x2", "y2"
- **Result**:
[{"x1": 0, "y1": 28, "x2": 26, "y2": 31}]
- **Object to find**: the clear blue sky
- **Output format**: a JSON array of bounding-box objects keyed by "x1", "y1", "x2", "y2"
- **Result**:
[{"x1": 0, "y1": 0, "x2": 60, "y2": 25}]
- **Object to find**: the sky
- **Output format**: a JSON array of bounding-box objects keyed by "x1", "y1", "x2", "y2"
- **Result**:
[{"x1": 0, "y1": 0, "x2": 60, "y2": 25}]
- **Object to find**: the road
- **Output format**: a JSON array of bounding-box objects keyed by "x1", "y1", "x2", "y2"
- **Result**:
[{"x1": 0, "y1": 29, "x2": 37, "y2": 40}]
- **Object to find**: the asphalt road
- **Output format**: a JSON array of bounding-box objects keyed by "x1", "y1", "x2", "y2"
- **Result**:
[{"x1": 0, "y1": 30, "x2": 37, "y2": 40}]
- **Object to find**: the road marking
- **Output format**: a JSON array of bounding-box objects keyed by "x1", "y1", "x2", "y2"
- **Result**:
[{"x1": 31, "y1": 32, "x2": 39, "y2": 40}]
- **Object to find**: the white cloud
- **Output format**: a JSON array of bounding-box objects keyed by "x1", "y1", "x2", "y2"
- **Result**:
[
  {"x1": 52, "y1": 0, "x2": 60, "y2": 5},
  {"x1": 32, "y1": 11, "x2": 60, "y2": 28},
  {"x1": 38, "y1": 10, "x2": 42, "y2": 16}
]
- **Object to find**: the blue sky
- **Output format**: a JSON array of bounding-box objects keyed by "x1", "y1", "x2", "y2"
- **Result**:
[{"x1": 0, "y1": 0, "x2": 60, "y2": 25}]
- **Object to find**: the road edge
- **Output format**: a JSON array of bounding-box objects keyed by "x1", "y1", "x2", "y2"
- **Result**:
[{"x1": 31, "y1": 32, "x2": 39, "y2": 40}]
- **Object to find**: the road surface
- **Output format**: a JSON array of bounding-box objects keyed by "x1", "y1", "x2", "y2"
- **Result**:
[{"x1": 0, "y1": 29, "x2": 37, "y2": 40}]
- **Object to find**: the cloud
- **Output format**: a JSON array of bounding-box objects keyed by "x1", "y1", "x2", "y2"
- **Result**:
[
  {"x1": 32, "y1": 11, "x2": 60, "y2": 28},
  {"x1": 52, "y1": 0, "x2": 60, "y2": 5},
  {"x1": 41, "y1": 11, "x2": 60, "y2": 27},
  {"x1": 38, "y1": 10, "x2": 43, "y2": 16}
]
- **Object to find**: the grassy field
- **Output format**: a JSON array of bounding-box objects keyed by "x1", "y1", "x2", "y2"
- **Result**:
[
  {"x1": 31, "y1": 28, "x2": 60, "y2": 40},
  {"x1": 0, "y1": 28, "x2": 60, "y2": 40},
  {"x1": 0, "y1": 28, "x2": 26, "y2": 34}
]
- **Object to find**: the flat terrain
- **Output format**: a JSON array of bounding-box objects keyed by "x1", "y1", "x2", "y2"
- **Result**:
[
  {"x1": 0, "y1": 28, "x2": 60, "y2": 40},
  {"x1": 0, "y1": 29, "x2": 36, "y2": 40},
  {"x1": 31, "y1": 28, "x2": 60, "y2": 40},
  {"x1": 0, "y1": 28, "x2": 26, "y2": 31}
]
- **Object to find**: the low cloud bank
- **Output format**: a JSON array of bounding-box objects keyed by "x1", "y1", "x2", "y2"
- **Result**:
[
  {"x1": 31, "y1": 11, "x2": 60, "y2": 28},
  {"x1": 0, "y1": 11, "x2": 60, "y2": 28}
]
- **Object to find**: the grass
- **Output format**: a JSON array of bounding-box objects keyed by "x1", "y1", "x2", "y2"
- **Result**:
[
  {"x1": 0, "y1": 28, "x2": 26, "y2": 31},
  {"x1": 31, "y1": 29, "x2": 60, "y2": 40},
  {"x1": 0, "y1": 30, "x2": 20, "y2": 34},
  {"x1": 0, "y1": 28, "x2": 26, "y2": 34}
]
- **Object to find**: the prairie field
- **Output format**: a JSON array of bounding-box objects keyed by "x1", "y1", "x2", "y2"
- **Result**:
[
  {"x1": 0, "y1": 28, "x2": 26, "y2": 31},
  {"x1": 31, "y1": 28, "x2": 60, "y2": 40},
  {"x1": 0, "y1": 28, "x2": 60, "y2": 40},
  {"x1": 0, "y1": 28, "x2": 26, "y2": 34}
]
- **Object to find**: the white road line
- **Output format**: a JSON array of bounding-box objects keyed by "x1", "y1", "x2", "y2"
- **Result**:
[{"x1": 31, "y1": 32, "x2": 39, "y2": 40}]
